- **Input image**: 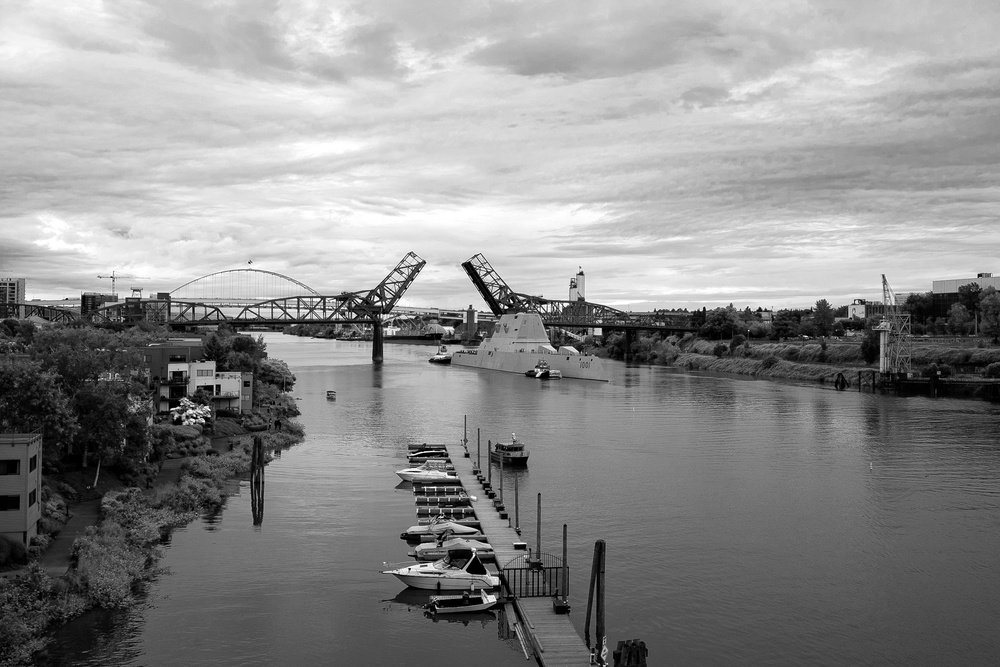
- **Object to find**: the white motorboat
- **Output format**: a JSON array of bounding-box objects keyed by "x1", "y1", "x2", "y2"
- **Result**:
[
  {"x1": 425, "y1": 588, "x2": 498, "y2": 614},
  {"x1": 400, "y1": 515, "x2": 481, "y2": 540},
  {"x1": 410, "y1": 535, "x2": 494, "y2": 561},
  {"x1": 396, "y1": 460, "x2": 459, "y2": 483},
  {"x1": 382, "y1": 549, "x2": 499, "y2": 590},
  {"x1": 428, "y1": 345, "x2": 452, "y2": 364},
  {"x1": 524, "y1": 359, "x2": 562, "y2": 379}
]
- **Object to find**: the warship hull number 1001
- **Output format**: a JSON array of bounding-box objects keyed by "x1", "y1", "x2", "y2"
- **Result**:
[{"x1": 451, "y1": 312, "x2": 608, "y2": 381}]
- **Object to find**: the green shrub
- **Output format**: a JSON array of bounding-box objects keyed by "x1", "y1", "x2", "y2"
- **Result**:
[
  {"x1": 0, "y1": 534, "x2": 27, "y2": 568},
  {"x1": 713, "y1": 344, "x2": 728, "y2": 358},
  {"x1": 985, "y1": 362, "x2": 1000, "y2": 378},
  {"x1": 761, "y1": 355, "x2": 780, "y2": 370}
]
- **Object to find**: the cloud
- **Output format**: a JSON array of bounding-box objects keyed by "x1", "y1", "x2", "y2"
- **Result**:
[{"x1": 2, "y1": 0, "x2": 1000, "y2": 309}]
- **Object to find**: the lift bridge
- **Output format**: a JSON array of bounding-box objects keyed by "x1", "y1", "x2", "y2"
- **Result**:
[{"x1": 461, "y1": 253, "x2": 695, "y2": 358}]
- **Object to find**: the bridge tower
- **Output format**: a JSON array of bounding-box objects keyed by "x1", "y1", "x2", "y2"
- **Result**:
[{"x1": 357, "y1": 252, "x2": 427, "y2": 364}]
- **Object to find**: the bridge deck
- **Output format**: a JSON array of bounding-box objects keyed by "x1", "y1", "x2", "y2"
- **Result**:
[{"x1": 413, "y1": 443, "x2": 591, "y2": 666}]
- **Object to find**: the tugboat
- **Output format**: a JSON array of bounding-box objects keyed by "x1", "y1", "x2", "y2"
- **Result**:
[
  {"x1": 524, "y1": 359, "x2": 562, "y2": 379},
  {"x1": 489, "y1": 433, "x2": 529, "y2": 467},
  {"x1": 428, "y1": 345, "x2": 452, "y2": 364}
]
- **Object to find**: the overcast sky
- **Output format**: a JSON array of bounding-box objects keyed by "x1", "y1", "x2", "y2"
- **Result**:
[{"x1": 3, "y1": 1, "x2": 999, "y2": 311}]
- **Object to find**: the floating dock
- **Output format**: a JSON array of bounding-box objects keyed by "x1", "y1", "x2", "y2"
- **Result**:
[{"x1": 403, "y1": 443, "x2": 592, "y2": 665}]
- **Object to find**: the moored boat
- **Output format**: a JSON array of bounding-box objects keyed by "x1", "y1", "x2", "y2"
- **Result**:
[
  {"x1": 424, "y1": 588, "x2": 498, "y2": 614},
  {"x1": 489, "y1": 433, "x2": 529, "y2": 466},
  {"x1": 451, "y1": 311, "x2": 607, "y2": 381},
  {"x1": 410, "y1": 535, "x2": 494, "y2": 561},
  {"x1": 400, "y1": 515, "x2": 481, "y2": 540},
  {"x1": 326, "y1": 390, "x2": 337, "y2": 400},
  {"x1": 382, "y1": 549, "x2": 499, "y2": 590},
  {"x1": 396, "y1": 459, "x2": 457, "y2": 483}
]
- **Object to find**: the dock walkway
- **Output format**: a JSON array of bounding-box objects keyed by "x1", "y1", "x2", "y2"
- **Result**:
[{"x1": 411, "y1": 443, "x2": 591, "y2": 666}]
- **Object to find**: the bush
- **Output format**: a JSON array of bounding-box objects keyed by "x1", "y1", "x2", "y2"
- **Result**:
[
  {"x1": 713, "y1": 344, "x2": 728, "y2": 358},
  {"x1": 761, "y1": 355, "x2": 780, "y2": 370},
  {"x1": 0, "y1": 534, "x2": 27, "y2": 568},
  {"x1": 985, "y1": 362, "x2": 1000, "y2": 378}
]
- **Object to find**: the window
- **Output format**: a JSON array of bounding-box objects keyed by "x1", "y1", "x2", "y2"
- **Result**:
[
  {"x1": 29, "y1": 455, "x2": 37, "y2": 472},
  {"x1": 29, "y1": 489, "x2": 36, "y2": 507},
  {"x1": 243, "y1": 380, "x2": 251, "y2": 387},
  {"x1": 0, "y1": 460, "x2": 19, "y2": 475},
  {"x1": 0, "y1": 495, "x2": 20, "y2": 511},
  {"x1": 243, "y1": 394, "x2": 251, "y2": 402},
  {"x1": 197, "y1": 369, "x2": 213, "y2": 377}
]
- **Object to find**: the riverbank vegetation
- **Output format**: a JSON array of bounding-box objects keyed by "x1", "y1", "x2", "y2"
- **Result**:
[
  {"x1": 585, "y1": 298, "x2": 1000, "y2": 386},
  {"x1": 0, "y1": 320, "x2": 303, "y2": 666}
]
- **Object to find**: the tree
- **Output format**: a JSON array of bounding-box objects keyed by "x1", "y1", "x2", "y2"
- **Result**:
[
  {"x1": 947, "y1": 303, "x2": 971, "y2": 335},
  {"x1": 860, "y1": 328, "x2": 880, "y2": 365},
  {"x1": 770, "y1": 310, "x2": 799, "y2": 341},
  {"x1": 979, "y1": 291, "x2": 1000, "y2": 342},
  {"x1": 813, "y1": 299, "x2": 835, "y2": 337},
  {"x1": 902, "y1": 292, "x2": 934, "y2": 325},
  {"x1": 0, "y1": 357, "x2": 79, "y2": 464},
  {"x1": 700, "y1": 307, "x2": 739, "y2": 340},
  {"x1": 258, "y1": 358, "x2": 295, "y2": 390},
  {"x1": 73, "y1": 383, "x2": 132, "y2": 473}
]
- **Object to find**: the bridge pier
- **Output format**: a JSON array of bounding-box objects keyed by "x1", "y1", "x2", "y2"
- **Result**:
[
  {"x1": 624, "y1": 329, "x2": 635, "y2": 362},
  {"x1": 371, "y1": 321, "x2": 384, "y2": 364}
]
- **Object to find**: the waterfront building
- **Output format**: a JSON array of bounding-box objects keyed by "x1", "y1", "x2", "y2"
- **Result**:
[
  {"x1": 931, "y1": 272, "x2": 999, "y2": 318},
  {"x1": 0, "y1": 431, "x2": 42, "y2": 547},
  {"x1": 81, "y1": 292, "x2": 118, "y2": 317},
  {"x1": 140, "y1": 340, "x2": 252, "y2": 414}
]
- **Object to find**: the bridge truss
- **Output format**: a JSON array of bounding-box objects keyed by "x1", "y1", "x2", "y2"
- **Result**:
[{"x1": 460, "y1": 254, "x2": 693, "y2": 333}]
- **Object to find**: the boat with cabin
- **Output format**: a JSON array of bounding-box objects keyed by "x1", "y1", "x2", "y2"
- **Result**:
[
  {"x1": 381, "y1": 548, "x2": 499, "y2": 590},
  {"x1": 490, "y1": 433, "x2": 529, "y2": 466},
  {"x1": 450, "y1": 312, "x2": 606, "y2": 381},
  {"x1": 524, "y1": 359, "x2": 562, "y2": 379},
  {"x1": 395, "y1": 460, "x2": 459, "y2": 483},
  {"x1": 428, "y1": 345, "x2": 452, "y2": 364},
  {"x1": 410, "y1": 535, "x2": 494, "y2": 561},
  {"x1": 400, "y1": 515, "x2": 481, "y2": 540}
]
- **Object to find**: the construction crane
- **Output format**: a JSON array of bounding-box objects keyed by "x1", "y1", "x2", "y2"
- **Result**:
[
  {"x1": 97, "y1": 271, "x2": 150, "y2": 295},
  {"x1": 875, "y1": 274, "x2": 912, "y2": 375}
]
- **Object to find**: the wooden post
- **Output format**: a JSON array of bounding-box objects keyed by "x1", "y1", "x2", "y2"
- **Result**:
[
  {"x1": 536, "y1": 493, "x2": 542, "y2": 563},
  {"x1": 596, "y1": 540, "x2": 607, "y2": 665},
  {"x1": 251, "y1": 435, "x2": 264, "y2": 526},
  {"x1": 487, "y1": 441, "x2": 492, "y2": 486},
  {"x1": 463, "y1": 415, "x2": 468, "y2": 452},
  {"x1": 476, "y1": 428, "x2": 481, "y2": 472},
  {"x1": 514, "y1": 471, "x2": 520, "y2": 532},
  {"x1": 562, "y1": 523, "x2": 569, "y2": 603},
  {"x1": 499, "y1": 454, "x2": 504, "y2": 505}
]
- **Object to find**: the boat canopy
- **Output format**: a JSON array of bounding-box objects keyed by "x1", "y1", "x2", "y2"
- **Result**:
[{"x1": 443, "y1": 549, "x2": 489, "y2": 575}]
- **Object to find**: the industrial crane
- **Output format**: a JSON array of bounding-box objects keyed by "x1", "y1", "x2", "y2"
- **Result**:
[
  {"x1": 875, "y1": 274, "x2": 912, "y2": 375},
  {"x1": 97, "y1": 271, "x2": 150, "y2": 295}
]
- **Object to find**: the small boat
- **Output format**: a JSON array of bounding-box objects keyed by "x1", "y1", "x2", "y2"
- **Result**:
[
  {"x1": 489, "y1": 433, "x2": 529, "y2": 466},
  {"x1": 382, "y1": 549, "x2": 499, "y2": 590},
  {"x1": 326, "y1": 390, "x2": 337, "y2": 400},
  {"x1": 428, "y1": 345, "x2": 452, "y2": 364},
  {"x1": 524, "y1": 360, "x2": 562, "y2": 379},
  {"x1": 408, "y1": 448, "x2": 450, "y2": 462},
  {"x1": 425, "y1": 588, "x2": 498, "y2": 615},
  {"x1": 401, "y1": 515, "x2": 480, "y2": 540},
  {"x1": 396, "y1": 460, "x2": 459, "y2": 483},
  {"x1": 410, "y1": 535, "x2": 494, "y2": 561}
]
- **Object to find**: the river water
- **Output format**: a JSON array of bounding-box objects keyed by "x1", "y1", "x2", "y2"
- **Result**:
[{"x1": 42, "y1": 334, "x2": 1000, "y2": 665}]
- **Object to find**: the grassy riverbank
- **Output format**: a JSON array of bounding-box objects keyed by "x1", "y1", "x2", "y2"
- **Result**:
[{"x1": 0, "y1": 421, "x2": 303, "y2": 667}]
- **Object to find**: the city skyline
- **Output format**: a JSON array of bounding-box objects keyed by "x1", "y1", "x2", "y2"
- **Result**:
[{"x1": 3, "y1": 1, "x2": 999, "y2": 310}]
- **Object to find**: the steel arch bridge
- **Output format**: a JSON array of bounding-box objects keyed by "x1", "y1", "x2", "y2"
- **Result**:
[{"x1": 170, "y1": 268, "x2": 320, "y2": 305}]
